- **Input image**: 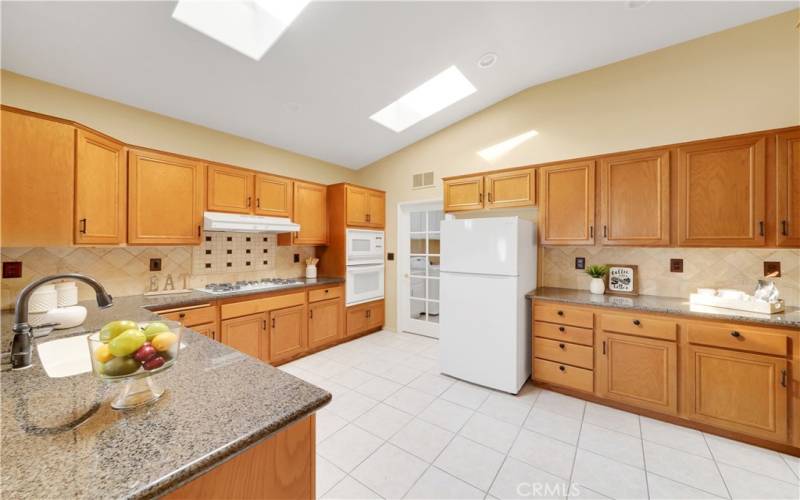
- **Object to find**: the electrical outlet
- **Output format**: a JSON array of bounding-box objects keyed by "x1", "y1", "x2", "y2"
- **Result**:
[
  {"x1": 149, "y1": 258, "x2": 162, "y2": 272},
  {"x1": 2, "y1": 261, "x2": 22, "y2": 278},
  {"x1": 670, "y1": 259, "x2": 683, "y2": 273},
  {"x1": 764, "y1": 261, "x2": 781, "y2": 277},
  {"x1": 293, "y1": 253, "x2": 300, "y2": 263},
  {"x1": 575, "y1": 257, "x2": 585, "y2": 270}
]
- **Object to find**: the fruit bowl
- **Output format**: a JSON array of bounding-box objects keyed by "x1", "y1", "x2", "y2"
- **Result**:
[{"x1": 87, "y1": 320, "x2": 181, "y2": 409}]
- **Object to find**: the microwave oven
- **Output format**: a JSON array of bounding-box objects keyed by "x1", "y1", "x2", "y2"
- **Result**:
[{"x1": 346, "y1": 229, "x2": 384, "y2": 265}]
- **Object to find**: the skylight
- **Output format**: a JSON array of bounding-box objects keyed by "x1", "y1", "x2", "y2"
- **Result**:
[
  {"x1": 172, "y1": 0, "x2": 310, "y2": 61},
  {"x1": 370, "y1": 66, "x2": 476, "y2": 133},
  {"x1": 478, "y1": 130, "x2": 539, "y2": 161}
]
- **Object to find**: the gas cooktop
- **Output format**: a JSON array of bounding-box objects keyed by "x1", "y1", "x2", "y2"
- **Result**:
[{"x1": 198, "y1": 278, "x2": 305, "y2": 295}]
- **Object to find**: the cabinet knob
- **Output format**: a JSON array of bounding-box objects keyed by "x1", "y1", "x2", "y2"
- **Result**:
[
  {"x1": 558, "y1": 326, "x2": 565, "y2": 332},
  {"x1": 558, "y1": 365, "x2": 566, "y2": 372},
  {"x1": 632, "y1": 319, "x2": 641, "y2": 326},
  {"x1": 179, "y1": 313, "x2": 186, "y2": 319},
  {"x1": 730, "y1": 331, "x2": 741, "y2": 338},
  {"x1": 558, "y1": 343, "x2": 565, "y2": 349},
  {"x1": 557, "y1": 310, "x2": 564, "y2": 316}
]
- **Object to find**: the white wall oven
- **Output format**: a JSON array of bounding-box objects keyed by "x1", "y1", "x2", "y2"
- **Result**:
[{"x1": 346, "y1": 263, "x2": 384, "y2": 305}]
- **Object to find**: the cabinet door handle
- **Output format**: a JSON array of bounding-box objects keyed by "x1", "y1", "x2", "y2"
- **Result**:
[
  {"x1": 602, "y1": 341, "x2": 606, "y2": 355},
  {"x1": 558, "y1": 365, "x2": 566, "y2": 372},
  {"x1": 247, "y1": 196, "x2": 252, "y2": 208},
  {"x1": 558, "y1": 326, "x2": 565, "y2": 332},
  {"x1": 271, "y1": 318, "x2": 276, "y2": 328},
  {"x1": 781, "y1": 369, "x2": 787, "y2": 388},
  {"x1": 256, "y1": 197, "x2": 261, "y2": 208},
  {"x1": 603, "y1": 225, "x2": 607, "y2": 238},
  {"x1": 79, "y1": 218, "x2": 87, "y2": 234},
  {"x1": 488, "y1": 192, "x2": 493, "y2": 203},
  {"x1": 366, "y1": 309, "x2": 371, "y2": 319},
  {"x1": 632, "y1": 319, "x2": 641, "y2": 326},
  {"x1": 589, "y1": 225, "x2": 594, "y2": 239},
  {"x1": 197, "y1": 225, "x2": 201, "y2": 237},
  {"x1": 479, "y1": 192, "x2": 483, "y2": 203},
  {"x1": 366, "y1": 213, "x2": 371, "y2": 222},
  {"x1": 759, "y1": 221, "x2": 765, "y2": 236},
  {"x1": 782, "y1": 220, "x2": 789, "y2": 236},
  {"x1": 262, "y1": 319, "x2": 267, "y2": 330},
  {"x1": 558, "y1": 343, "x2": 565, "y2": 349},
  {"x1": 309, "y1": 309, "x2": 313, "y2": 319},
  {"x1": 730, "y1": 331, "x2": 741, "y2": 338}
]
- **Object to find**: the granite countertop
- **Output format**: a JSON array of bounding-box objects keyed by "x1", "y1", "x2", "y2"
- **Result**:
[
  {"x1": 1, "y1": 278, "x2": 338, "y2": 499},
  {"x1": 527, "y1": 287, "x2": 800, "y2": 329}
]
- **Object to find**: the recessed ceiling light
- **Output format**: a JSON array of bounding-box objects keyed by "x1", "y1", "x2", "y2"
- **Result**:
[
  {"x1": 627, "y1": 0, "x2": 651, "y2": 9},
  {"x1": 478, "y1": 130, "x2": 539, "y2": 161},
  {"x1": 477, "y1": 52, "x2": 498, "y2": 69},
  {"x1": 284, "y1": 102, "x2": 301, "y2": 112},
  {"x1": 172, "y1": 0, "x2": 310, "y2": 61},
  {"x1": 370, "y1": 65, "x2": 476, "y2": 133}
]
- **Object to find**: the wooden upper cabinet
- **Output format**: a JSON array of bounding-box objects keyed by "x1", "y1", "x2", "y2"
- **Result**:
[
  {"x1": 444, "y1": 175, "x2": 484, "y2": 212},
  {"x1": 777, "y1": 130, "x2": 800, "y2": 247},
  {"x1": 686, "y1": 344, "x2": 787, "y2": 442},
  {"x1": 291, "y1": 181, "x2": 328, "y2": 245},
  {"x1": 207, "y1": 164, "x2": 253, "y2": 214},
  {"x1": 128, "y1": 149, "x2": 204, "y2": 245},
  {"x1": 345, "y1": 185, "x2": 385, "y2": 228},
  {"x1": 75, "y1": 130, "x2": 126, "y2": 245},
  {"x1": 485, "y1": 168, "x2": 536, "y2": 209},
  {"x1": 269, "y1": 305, "x2": 307, "y2": 363},
  {"x1": 600, "y1": 150, "x2": 669, "y2": 246},
  {"x1": 367, "y1": 190, "x2": 385, "y2": 228},
  {"x1": 255, "y1": 173, "x2": 292, "y2": 218},
  {"x1": 677, "y1": 135, "x2": 766, "y2": 246},
  {"x1": 1, "y1": 109, "x2": 75, "y2": 246},
  {"x1": 539, "y1": 161, "x2": 596, "y2": 245}
]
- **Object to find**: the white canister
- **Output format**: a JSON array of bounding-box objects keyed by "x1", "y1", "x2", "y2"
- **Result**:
[
  {"x1": 306, "y1": 265, "x2": 318, "y2": 279},
  {"x1": 28, "y1": 285, "x2": 57, "y2": 313},
  {"x1": 55, "y1": 281, "x2": 79, "y2": 307}
]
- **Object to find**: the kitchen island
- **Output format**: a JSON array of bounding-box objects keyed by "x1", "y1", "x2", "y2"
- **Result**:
[{"x1": 1, "y1": 283, "x2": 334, "y2": 499}]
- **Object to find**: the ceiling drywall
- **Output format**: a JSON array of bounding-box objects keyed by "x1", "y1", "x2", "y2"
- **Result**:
[{"x1": 1, "y1": 1, "x2": 795, "y2": 168}]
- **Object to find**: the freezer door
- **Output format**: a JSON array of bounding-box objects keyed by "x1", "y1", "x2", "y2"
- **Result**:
[{"x1": 441, "y1": 217, "x2": 519, "y2": 276}]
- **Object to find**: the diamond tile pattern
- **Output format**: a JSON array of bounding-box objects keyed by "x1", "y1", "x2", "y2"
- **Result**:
[{"x1": 292, "y1": 330, "x2": 799, "y2": 499}]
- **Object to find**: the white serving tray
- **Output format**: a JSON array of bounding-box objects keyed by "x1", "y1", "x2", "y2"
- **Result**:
[{"x1": 689, "y1": 293, "x2": 785, "y2": 314}]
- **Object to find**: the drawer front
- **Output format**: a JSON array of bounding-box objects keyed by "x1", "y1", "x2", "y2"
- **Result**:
[
  {"x1": 534, "y1": 338, "x2": 593, "y2": 369},
  {"x1": 221, "y1": 292, "x2": 305, "y2": 320},
  {"x1": 159, "y1": 304, "x2": 216, "y2": 327},
  {"x1": 599, "y1": 312, "x2": 677, "y2": 341},
  {"x1": 534, "y1": 303, "x2": 593, "y2": 328},
  {"x1": 687, "y1": 322, "x2": 788, "y2": 356},
  {"x1": 308, "y1": 286, "x2": 342, "y2": 303},
  {"x1": 533, "y1": 321, "x2": 593, "y2": 346},
  {"x1": 534, "y1": 358, "x2": 593, "y2": 393}
]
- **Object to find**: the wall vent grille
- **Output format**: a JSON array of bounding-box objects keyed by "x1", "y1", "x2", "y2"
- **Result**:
[{"x1": 412, "y1": 171, "x2": 435, "y2": 190}]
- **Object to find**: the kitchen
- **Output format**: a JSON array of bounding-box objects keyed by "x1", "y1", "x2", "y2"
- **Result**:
[{"x1": 2, "y1": 2, "x2": 799, "y2": 500}]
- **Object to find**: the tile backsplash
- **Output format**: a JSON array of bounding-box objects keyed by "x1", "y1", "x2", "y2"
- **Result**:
[
  {"x1": 0, "y1": 231, "x2": 316, "y2": 309},
  {"x1": 542, "y1": 247, "x2": 800, "y2": 307}
]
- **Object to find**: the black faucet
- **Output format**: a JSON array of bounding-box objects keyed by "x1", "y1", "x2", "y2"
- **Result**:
[{"x1": 10, "y1": 273, "x2": 113, "y2": 370}]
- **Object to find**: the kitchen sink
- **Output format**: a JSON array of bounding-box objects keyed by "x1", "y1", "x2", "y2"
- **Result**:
[{"x1": 36, "y1": 334, "x2": 92, "y2": 378}]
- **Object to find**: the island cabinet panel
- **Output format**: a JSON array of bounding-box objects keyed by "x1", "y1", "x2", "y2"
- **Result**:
[
  {"x1": 596, "y1": 331, "x2": 678, "y2": 415},
  {"x1": 269, "y1": 305, "x2": 308, "y2": 363},
  {"x1": 686, "y1": 345, "x2": 787, "y2": 442},
  {"x1": 220, "y1": 312, "x2": 264, "y2": 360},
  {"x1": 74, "y1": 130, "x2": 126, "y2": 245},
  {"x1": 600, "y1": 149, "x2": 670, "y2": 246},
  {"x1": 677, "y1": 135, "x2": 766, "y2": 247},
  {"x1": 308, "y1": 298, "x2": 342, "y2": 349},
  {"x1": 207, "y1": 163, "x2": 253, "y2": 214},
  {"x1": 128, "y1": 149, "x2": 204, "y2": 245},
  {"x1": 485, "y1": 168, "x2": 536, "y2": 209},
  {"x1": 444, "y1": 175, "x2": 484, "y2": 212},
  {"x1": 777, "y1": 130, "x2": 800, "y2": 247},
  {"x1": 167, "y1": 414, "x2": 315, "y2": 500},
  {"x1": 539, "y1": 160, "x2": 596, "y2": 245},
  {"x1": 279, "y1": 181, "x2": 328, "y2": 245},
  {"x1": 255, "y1": 173, "x2": 292, "y2": 217},
  {"x1": 1, "y1": 109, "x2": 75, "y2": 246}
]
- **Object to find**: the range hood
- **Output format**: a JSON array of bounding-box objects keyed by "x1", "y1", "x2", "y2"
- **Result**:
[{"x1": 203, "y1": 211, "x2": 300, "y2": 233}]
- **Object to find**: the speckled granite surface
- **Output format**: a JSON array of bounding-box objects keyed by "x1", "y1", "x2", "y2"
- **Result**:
[
  {"x1": 527, "y1": 287, "x2": 800, "y2": 329},
  {"x1": 1, "y1": 279, "x2": 337, "y2": 499}
]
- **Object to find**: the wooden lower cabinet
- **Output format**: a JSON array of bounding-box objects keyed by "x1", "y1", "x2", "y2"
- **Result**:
[
  {"x1": 221, "y1": 312, "x2": 265, "y2": 359},
  {"x1": 156, "y1": 304, "x2": 219, "y2": 342},
  {"x1": 269, "y1": 305, "x2": 308, "y2": 363},
  {"x1": 346, "y1": 300, "x2": 384, "y2": 338},
  {"x1": 192, "y1": 323, "x2": 216, "y2": 341},
  {"x1": 308, "y1": 298, "x2": 342, "y2": 349}
]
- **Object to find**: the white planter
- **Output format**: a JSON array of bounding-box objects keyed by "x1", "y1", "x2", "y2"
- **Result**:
[
  {"x1": 590, "y1": 278, "x2": 605, "y2": 295},
  {"x1": 306, "y1": 265, "x2": 317, "y2": 279}
]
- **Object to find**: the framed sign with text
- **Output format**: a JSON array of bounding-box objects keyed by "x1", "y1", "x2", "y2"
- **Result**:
[{"x1": 607, "y1": 264, "x2": 638, "y2": 296}]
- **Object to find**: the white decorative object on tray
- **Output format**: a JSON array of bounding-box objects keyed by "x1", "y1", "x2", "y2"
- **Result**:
[{"x1": 689, "y1": 282, "x2": 784, "y2": 314}]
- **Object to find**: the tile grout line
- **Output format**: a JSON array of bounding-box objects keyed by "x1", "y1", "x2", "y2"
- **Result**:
[
  {"x1": 639, "y1": 415, "x2": 651, "y2": 500},
  {"x1": 702, "y1": 432, "x2": 734, "y2": 499},
  {"x1": 565, "y1": 400, "x2": 587, "y2": 496}
]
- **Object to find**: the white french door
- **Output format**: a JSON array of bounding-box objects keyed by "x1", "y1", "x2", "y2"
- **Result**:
[{"x1": 398, "y1": 200, "x2": 443, "y2": 338}]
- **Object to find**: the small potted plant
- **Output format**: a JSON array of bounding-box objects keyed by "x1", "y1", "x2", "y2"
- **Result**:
[{"x1": 586, "y1": 265, "x2": 608, "y2": 295}]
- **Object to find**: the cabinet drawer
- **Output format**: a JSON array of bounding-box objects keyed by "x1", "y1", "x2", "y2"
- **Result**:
[
  {"x1": 534, "y1": 303, "x2": 593, "y2": 328},
  {"x1": 534, "y1": 338, "x2": 593, "y2": 369},
  {"x1": 158, "y1": 304, "x2": 216, "y2": 327},
  {"x1": 687, "y1": 322, "x2": 788, "y2": 356},
  {"x1": 221, "y1": 292, "x2": 305, "y2": 320},
  {"x1": 308, "y1": 286, "x2": 342, "y2": 303},
  {"x1": 599, "y1": 312, "x2": 676, "y2": 341},
  {"x1": 533, "y1": 321, "x2": 593, "y2": 346},
  {"x1": 534, "y1": 358, "x2": 593, "y2": 393}
]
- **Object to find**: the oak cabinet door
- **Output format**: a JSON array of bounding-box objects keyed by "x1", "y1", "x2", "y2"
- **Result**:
[
  {"x1": 596, "y1": 331, "x2": 678, "y2": 415},
  {"x1": 485, "y1": 168, "x2": 536, "y2": 209},
  {"x1": 75, "y1": 130, "x2": 126, "y2": 245},
  {"x1": 346, "y1": 305, "x2": 368, "y2": 338},
  {"x1": 686, "y1": 345, "x2": 787, "y2": 442},
  {"x1": 269, "y1": 305, "x2": 307, "y2": 363},
  {"x1": 1, "y1": 110, "x2": 75, "y2": 246},
  {"x1": 777, "y1": 130, "x2": 800, "y2": 247},
  {"x1": 254, "y1": 174, "x2": 292, "y2": 218},
  {"x1": 677, "y1": 136, "x2": 766, "y2": 246},
  {"x1": 292, "y1": 181, "x2": 328, "y2": 245},
  {"x1": 444, "y1": 176, "x2": 484, "y2": 212},
  {"x1": 128, "y1": 149, "x2": 204, "y2": 245},
  {"x1": 367, "y1": 190, "x2": 386, "y2": 228},
  {"x1": 193, "y1": 323, "x2": 217, "y2": 341},
  {"x1": 221, "y1": 313, "x2": 264, "y2": 359},
  {"x1": 600, "y1": 150, "x2": 669, "y2": 246},
  {"x1": 346, "y1": 185, "x2": 370, "y2": 226},
  {"x1": 539, "y1": 161, "x2": 595, "y2": 245},
  {"x1": 308, "y1": 298, "x2": 341, "y2": 349},
  {"x1": 207, "y1": 164, "x2": 253, "y2": 214},
  {"x1": 366, "y1": 300, "x2": 385, "y2": 329}
]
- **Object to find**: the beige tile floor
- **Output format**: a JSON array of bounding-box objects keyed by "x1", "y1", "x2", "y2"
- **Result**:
[{"x1": 279, "y1": 331, "x2": 800, "y2": 500}]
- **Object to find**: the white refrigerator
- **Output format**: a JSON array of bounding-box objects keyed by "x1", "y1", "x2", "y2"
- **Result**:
[{"x1": 439, "y1": 216, "x2": 537, "y2": 394}]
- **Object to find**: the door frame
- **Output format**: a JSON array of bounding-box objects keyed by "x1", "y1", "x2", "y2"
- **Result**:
[{"x1": 397, "y1": 199, "x2": 443, "y2": 338}]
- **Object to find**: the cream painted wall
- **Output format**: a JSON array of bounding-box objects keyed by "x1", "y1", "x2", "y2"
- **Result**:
[
  {"x1": 354, "y1": 10, "x2": 800, "y2": 331},
  {"x1": 0, "y1": 70, "x2": 357, "y2": 185}
]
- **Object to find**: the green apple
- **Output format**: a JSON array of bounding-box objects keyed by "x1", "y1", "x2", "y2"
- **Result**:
[
  {"x1": 109, "y1": 329, "x2": 147, "y2": 357},
  {"x1": 143, "y1": 322, "x2": 171, "y2": 341},
  {"x1": 99, "y1": 320, "x2": 139, "y2": 343}
]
